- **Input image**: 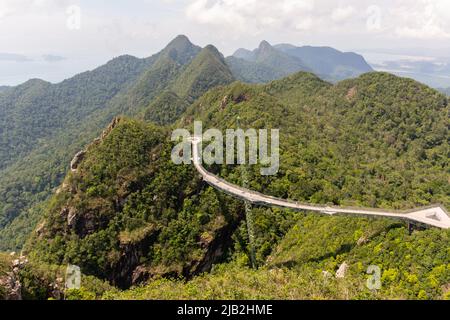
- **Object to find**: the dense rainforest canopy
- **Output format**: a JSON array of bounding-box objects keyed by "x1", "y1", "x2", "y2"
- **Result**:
[{"x1": 0, "y1": 36, "x2": 448, "y2": 301}]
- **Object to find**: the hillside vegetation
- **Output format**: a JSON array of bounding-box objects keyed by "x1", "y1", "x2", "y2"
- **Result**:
[
  {"x1": 0, "y1": 55, "x2": 155, "y2": 249},
  {"x1": 12, "y1": 70, "x2": 449, "y2": 300},
  {"x1": 275, "y1": 44, "x2": 373, "y2": 81},
  {"x1": 184, "y1": 72, "x2": 448, "y2": 209},
  {"x1": 228, "y1": 41, "x2": 373, "y2": 83},
  {"x1": 105, "y1": 211, "x2": 450, "y2": 300},
  {"x1": 0, "y1": 37, "x2": 378, "y2": 251},
  {"x1": 26, "y1": 118, "x2": 244, "y2": 289},
  {"x1": 0, "y1": 36, "x2": 234, "y2": 250},
  {"x1": 0, "y1": 34, "x2": 448, "y2": 300}
]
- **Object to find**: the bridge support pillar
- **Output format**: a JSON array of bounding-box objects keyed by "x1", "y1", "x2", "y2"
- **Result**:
[
  {"x1": 408, "y1": 222, "x2": 414, "y2": 235},
  {"x1": 408, "y1": 222, "x2": 427, "y2": 234}
]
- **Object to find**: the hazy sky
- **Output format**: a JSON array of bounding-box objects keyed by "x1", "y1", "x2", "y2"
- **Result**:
[{"x1": 1, "y1": 0, "x2": 450, "y2": 85}]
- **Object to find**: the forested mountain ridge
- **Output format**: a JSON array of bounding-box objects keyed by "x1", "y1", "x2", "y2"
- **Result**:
[
  {"x1": 227, "y1": 41, "x2": 312, "y2": 83},
  {"x1": 275, "y1": 43, "x2": 373, "y2": 81},
  {"x1": 0, "y1": 35, "x2": 235, "y2": 250},
  {"x1": 228, "y1": 41, "x2": 373, "y2": 83},
  {"x1": 14, "y1": 71, "x2": 449, "y2": 300},
  {"x1": 143, "y1": 44, "x2": 235, "y2": 125},
  {"x1": 104, "y1": 34, "x2": 203, "y2": 119},
  {"x1": 0, "y1": 54, "x2": 155, "y2": 244},
  {"x1": 243, "y1": 40, "x2": 312, "y2": 74},
  {"x1": 0, "y1": 33, "x2": 449, "y2": 300},
  {"x1": 183, "y1": 71, "x2": 449, "y2": 210},
  {"x1": 226, "y1": 56, "x2": 287, "y2": 84},
  {"x1": 0, "y1": 56, "x2": 151, "y2": 170}
]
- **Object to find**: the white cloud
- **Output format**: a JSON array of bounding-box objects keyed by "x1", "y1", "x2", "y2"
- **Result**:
[
  {"x1": 393, "y1": 0, "x2": 450, "y2": 39},
  {"x1": 186, "y1": 0, "x2": 318, "y2": 34},
  {"x1": 331, "y1": 6, "x2": 356, "y2": 22},
  {"x1": 0, "y1": 0, "x2": 70, "y2": 18},
  {"x1": 295, "y1": 18, "x2": 314, "y2": 31},
  {"x1": 2, "y1": 0, "x2": 450, "y2": 85},
  {"x1": 185, "y1": 0, "x2": 450, "y2": 40}
]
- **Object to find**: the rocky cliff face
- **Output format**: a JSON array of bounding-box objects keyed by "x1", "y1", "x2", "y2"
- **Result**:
[{"x1": 0, "y1": 255, "x2": 23, "y2": 300}]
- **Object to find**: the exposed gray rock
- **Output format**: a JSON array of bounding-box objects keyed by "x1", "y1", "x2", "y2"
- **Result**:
[
  {"x1": 35, "y1": 222, "x2": 45, "y2": 236},
  {"x1": 70, "y1": 150, "x2": 86, "y2": 172},
  {"x1": 357, "y1": 235, "x2": 369, "y2": 246},
  {"x1": 0, "y1": 273, "x2": 22, "y2": 300},
  {"x1": 56, "y1": 182, "x2": 69, "y2": 194},
  {"x1": 1, "y1": 256, "x2": 27, "y2": 300},
  {"x1": 220, "y1": 95, "x2": 229, "y2": 109},
  {"x1": 59, "y1": 206, "x2": 78, "y2": 227},
  {"x1": 101, "y1": 117, "x2": 121, "y2": 140},
  {"x1": 67, "y1": 207, "x2": 78, "y2": 227}
]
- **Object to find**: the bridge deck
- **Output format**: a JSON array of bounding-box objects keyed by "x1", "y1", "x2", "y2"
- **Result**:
[{"x1": 190, "y1": 138, "x2": 450, "y2": 229}]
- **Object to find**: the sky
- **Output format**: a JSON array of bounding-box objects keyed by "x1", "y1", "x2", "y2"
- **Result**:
[{"x1": 1, "y1": 0, "x2": 450, "y2": 86}]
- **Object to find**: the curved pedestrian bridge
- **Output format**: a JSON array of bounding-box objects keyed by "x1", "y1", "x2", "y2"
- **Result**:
[{"x1": 190, "y1": 137, "x2": 450, "y2": 229}]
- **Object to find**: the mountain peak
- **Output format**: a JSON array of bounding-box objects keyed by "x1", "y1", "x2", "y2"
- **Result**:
[
  {"x1": 258, "y1": 40, "x2": 273, "y2": 51},
  {"x1": 164, "y1": 35, "x2": 195, "y2": 53},
  {"x1": 170, "y1": 43, "x2": 234, "y2": 100},
  {"x1": 20, "y1": 78, "x2": 51, "y2": 88},
  {"x1": 203, "y1": 44, "x2": 223, "y2": 58},
  {"x1": 161, "y1": 35, "x2": 201, "y2": 65},
  {"x1": 168, "y1": 34, "x2": 192, "y2": 46}
]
